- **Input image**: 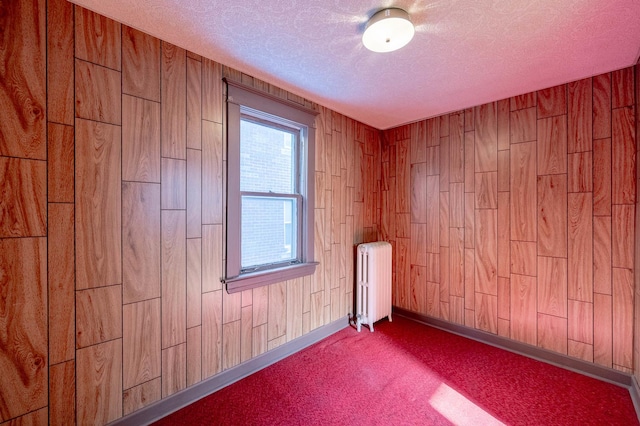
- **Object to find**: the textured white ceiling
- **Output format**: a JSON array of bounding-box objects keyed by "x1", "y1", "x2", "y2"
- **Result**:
[{"x1": 70, "y1": 0, "x2": 640, "y2": 129}]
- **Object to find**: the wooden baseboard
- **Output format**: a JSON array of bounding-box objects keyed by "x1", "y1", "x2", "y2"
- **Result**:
[
  {"x1": 394, "y1": 307, "x2": 640, "y2": 420},
  {"x1": 112, "y1": 316, "x2": 350, "y2": 426}
]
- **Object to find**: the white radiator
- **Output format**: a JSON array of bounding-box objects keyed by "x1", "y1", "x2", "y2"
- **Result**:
[{"x1": 356, "y1": 241, "x2": 392, "y2": 332}]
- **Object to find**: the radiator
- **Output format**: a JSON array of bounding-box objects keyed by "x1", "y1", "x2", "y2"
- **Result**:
[{"x1": 356, "y1": 241, "x2": 392, "y2": 332}]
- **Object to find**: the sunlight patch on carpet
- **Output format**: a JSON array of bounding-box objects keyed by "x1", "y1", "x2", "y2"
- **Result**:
[{"x1": 429, "y1": 383, "x2": 505, "y2": 426}]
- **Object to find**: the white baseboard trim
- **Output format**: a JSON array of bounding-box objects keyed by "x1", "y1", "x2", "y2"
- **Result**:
[{"x1": 111, "y1": 316, "x2": 350, "y2": 426}]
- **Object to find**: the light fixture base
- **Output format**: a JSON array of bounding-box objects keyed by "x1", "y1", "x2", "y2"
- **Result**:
[{"x1": 362, "y1": 8, "x2": 415, "y2": 53}]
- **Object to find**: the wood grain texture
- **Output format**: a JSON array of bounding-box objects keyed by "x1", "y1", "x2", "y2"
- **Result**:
[
  {"x1": 497, "y1": 99, "x2": 510, "y2": 151},
  {"x1": 440, "y1": 192, "x2": 449, "y2": 246},
  {"x1": 47, "y1": 0, "x2": 74, "y2": 125},
  {"x1": 241, "y1": 306, "x2": 253, "y2": 362},
  {"x1": 439, "y1": 136, "x2": 450, "y2": 188},
  {"x1": 122, "y1": 26, "x2": 161, "y2": 101},
  {"x1": 409, "y1": 266, "x2": 427, "y2": 313},
  {"x1": 510, "y1": 107, "x2": 536, "y2": 144},
  {"x1": 396, "y1": 139, "x2": 410, "y2": 213},
  {"x1": 611, "y1": 106, "x2": 636, "y2": 205},
  {"x1": 187, "y1": 58, "x2": 202, "y2": 150},
  {"x1": 76, "y1": 339, "x2": 122, "y2": 425},
  {"x1": 410, "y1": 121, "x2": 426, "y2": 164},
  {"x1": 187, "y1": 238, "x2": 202, "y2": 328},
  {"x1": 222, "y1": 321, "x2": 241, "y2": 370},
  {"x1": 74, "y1": 5, "x2": 120, "y2": 70},
  {"x1": 612, "y1": 204, "x2": 634, "y2": 269},
  {"x1": 475, "y1": 172, "x2": 497, "y2": 209},
  {"x1": 474, "y1": 208, "x2": 497, "y2": 295},
  {"x1": 537, "y1": 313, "x2": 567, "y2": 354},
  {"x1": 593, "y1": 138, "x2": 611, "y2": 216},
  {"x1": 537, "y1": 84, "x2": 566, "y2": 119},
  {"x1": 202, "y1": 224, "x2": 222, "y2": 292},
  {"x1": 449, "y1": 112, "x2": 464, "y2": 183},
  {"x1": 2, "y1": 408, "x2": 48, "y2": 426},
  {"x1": 123, "y1": 299, "x2": 161, "y2": 390},
  {"x1": 75, "y1": 119, "x2": 121, "y2": 289},
  {"x1": 569, "y1": 340, "x2": 594, "y2": 363},
  {"x1": 510, "y1": 241, "x2": 536, "y2": 277},
  {"x1": 202, "y1": 121, "x2": 224, "y2": 224},
  {"x1": 449, "y1": 182, "x2": 464, "y2": 228},
  {"x1": 49, "y1": 360, "x2": 75, "y2": 426},
  {"x1": 0, "y1": 0, "x2": 46, "y2": 159},
  {"x1": 202, "y1": 290, "x2": 222, "y2": 378},
  {"x1": 497, "y1": 276, "x2": 510, "y2": 320},
  {"x1": 510, "y1": 142, "x2": 536, "y2": 241},
  {"x1": 0, "y1": 237, "x2": 47, "y2": 422},
  {"x1": 48, "y1": 203, "x2": 75, "y2": 364},
  {"x1": 187, "y1": 325, "x2": 202, "y2": 386},
  {"x1": 474, "y1": 102, "x2": 498, "y2": 172},
  {"x1": 568, "y1": 151, "x2": 592, "y2": 193},
  {"x1": 537, "y1": 115, "x2": 567, "y2": 175},
  {"x1": 474, "y1": 293, "x2": 497, "y2": 334},
  {"x1": 75, "y1": 59, "x2": 121, "y2": 125},
  {"x1": 497, "y1": 192, "x2": 510, "y2": 278},
  {"x1": 76, "y1": 285, "x2": 122, "y2": 348},
  {"x1": 510, "y1": 274, "x2": 537, "y2": 345},
  {"x1": 593, "y1": 293, "x2": 613, "y2": 367},
  {"x1": 593, "y1": 72, "x2": 612, "y2": 140},
  {"x1": 47, "y1": 123, "x2": 74, "y2": 202},
  {"x1": 122, "y1": 95, "x2": 161, "y2": 183},
  {"x1": 568, "y1": 300, "x2": 593, "y2": 344},
  {"x1": 464, "y1": 108, "x2": 474, "y2": 132},
  {"x1": 510, "y1": 92, "x2": 536, "y2": 111},
  {"x1": 593, "y1": 215, "x2": 612, "y2": 295},
  {"x1": 122, "y1": 182, "x2": 161, "y2": 304},
  {"x1": 497, "y1": 150, "x2": 510, "y2": 192},
  {"x1": 611, "y1": 67, "x2": 634, "y2": 109},
  {"x1": 161, "y1": 210, "x2": 187, "y2": 348},
  {"x1": 537, "y1": 256, "x2": 567, "y2": 317},
  {"x1": 568, "y1": 78, "x2": 592, "y2": 153},
  {"x1": 426, "y1": 175, "x2": 440, "y2": 252},
  {"x1": 223, "y1": 288, "x2": 242, "y2": 325},
  {"x1": 464, "y1": 192, "x2": 475, "y2": 248},
  {"x1": 568, "y1": 193, "x2": 593, "y2": 302},
  {"x1": 410, "y1": 224, "x2": 427, "y2": 266},
  {"x1": 161, "y1": 158, "x2": 187, "y2": 210},
  {"x1": 268, "y1": 281, "x2": 287, "y2": 340},
  {"x1": 161, "y1": 343, "x2": 186, "y2": 397},
  {"x1": 0, "y1": 157, "x2": 46, "y2": 238},
  {"x1": 537, "y1": 174, "x2": 567, "y2": 258},
  {"x1": 161, "y1": 42, "x2": 187, "y2": 159},
  {"x1": 202, "y1": 58, "x2": 223, "y2": 124},
  {"x1": 464, "y1": 250, "x2": 474, "y2": 310},
  {"x1": 464, "y1": 131, "x2": 475, "y2": 192},
  {"x1": 123, "y1": 377, "x2": 161, "y2": 416}
]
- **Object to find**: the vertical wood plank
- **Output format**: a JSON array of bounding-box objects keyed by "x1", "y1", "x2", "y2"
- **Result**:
[
  {"x1": 75, "y1": 119, "x2": 121, "y2": 289},
  {"x1": 475, "y1": 293, "x2": 497, "y2": 334},
  {"x1": 537, "y1": 84, "x2": 566, "y2": 119},
  {"x1": 464, "y1": 248, "x2": 475, "y2": 310},
  {"x1": 593, "y1": 138, "x2": 612, "y2": 216},
  {"x1": 202, "y1": 224, "x2": 222, "y2": 292},
  {"x1": 49, "y1": 360, "x2": 75, "y2": 426},
  {"x1": 510, "y1": 274, "x2": 536, "y2": 345},
  {"x1": 48, "y1": 203, "x2": 75, "y2": 364},
  {"x1": 187, "y1": 326, "x2": 202, "y2": 387},
  {"x1": 449, "y1": 112, "x2": 464, "y2": 183},
  {"x1": 122, "y1": 182, "x2": 161, "y2": 304},
  {"x1": 123, "y1": 299, "x2": 161, "y2": 390},
  {"x1": 426, "y1": 175, "x2": 440, "y2": 252},
  {"x1": 161, "y1": 158, "x2": 187, "y2": 210},
  {"x1": 202, "y1": 121, "x2": 224, "y2": 224},
  {"x1": 497, "y1": 99, "x2": 510, "y2": 151},
  {"x1": 510, "y1": 241, "x2": 537, "y2": 277},
  {"x1": 594, "y1": 293, "x2": 613, "y2": 367},
  {"x1": 74, "y1": 6, "x2": 120, "y2": 70},
  {"x1": 47, "y1": 123, "x2": 75, "y2": 202},
  {"x1": 0, "y1": 238, "x2": 47, "y2": 421},
  {"x1": 475, "y1": 172, "x2": 497, "y2": 209},
  {"x1": 0, "y1": 0, "x2": 46, "y2": 159},
  {"x1": 568, "y1": 78, "x2": 592, "y2": 153},
  {"x1": 611, "y1": 67, "x2": 634, "y2": 109},
  {"x1": 123, "y1": 378, "x2": 161, "y2": 416},
  {"x1": 122, "y1": 26, "x2": 161, "y2": 101},
  {"x1": 161, "y1": 210, "x2": 187, "y2": 348},
  {"x1": 537, "y1": 313, "x2": 567, "y2": 354},
  {"x1": 161, "y1": 343, "x2": 186, "y2": 397},
  {"x1": 510, "y1": 107, "x2": 536, "y2": 143},
  {"x1": 568, "y1": 151, "x2": 592, "y2": 193},
  {"x1": 612, "y1": 267, "x2": 633, "y2": 369},
  {"x1": 47, "y1": 0, "x2": 74, "y2": 125},
  {"x1": 76, "y1": 285, "x2": 122, "y2": 348},
  {"x1": 537, "y1": 174, "x2": 567, "y2": 258},
  {"x1": 474, "y1": 209, "x2": 497, "y2": 295},
  {"x1": 202, "y1": 58, "x2": 223, "y2": 124},
  {"x1": 510, "y1": 142, "x2": 536, "y2": 241},
  {"x1": 75, "y1": 59, "x2": 121, "y2": 125},
  {"x1": 0, "y1": 157, "x2": 46, "y2": 238},
  {"x1": 76, "y1": 339, "x2": 122, "y2": 425},
  {"x1": 537, "y1": 116, "x2": 567, "y2": 175},
  {"x1": 593, "y1": 216, "x2": 612, "y2": 295},
  {"x1": 510, "y1": 92, "x2": 536, "y2": 111},
  {"x1": 464, "y1": 132, "x2": 475, "y2": 192},
  {"x1": 474, "y1": 102, "x2": 498, "y2": 172},
  {"x1": 497, "y1": 192, "x2": 510, "y2": 277},
  {"x1": 187, "y1": 238, "x2": 202, "y2": 328},
  {"x1": 222, "y1": 321, "x2": 241, "y2": 370},
  {"x1": 268, "y1": 282, "x2": 287, "y2": 340},
  {"x1": 568, "y1": 193, "x2": 593, "y2": 302},
  {"x1": 593, "y1": 72, "x2": 611, "y2": 140},
  {"x1": 396, "y1": 139, "x2": 410, "y2": 213},
  {"x1": 568, "y1": 300, "x2": 593, "y2": 344},
  {"x1": 612, "y1": 106, "x2": 636, "y2": 205},
  {"x1": 537, "y1": 256, "x2": 567, "y2": 317},
  {"x1": 187, "y1": 57, "x2": 202, "y2": 150},
  {"x1": 612, "y1": 204, "x2": 634, "y2": 269},
  {"x1": 202, "y1": 290, "x2": 222, "y2": 378},
  {"x1": 122, "y1": 95, "x2": 161, "y2": 183},
  {"x1": 161, "y1": 42, "x2": 187, "y2": 159}
]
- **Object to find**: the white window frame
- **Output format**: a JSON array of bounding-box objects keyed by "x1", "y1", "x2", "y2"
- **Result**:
[{"x1": 224, "y1": 79, "x2": 318, "y2": 293}]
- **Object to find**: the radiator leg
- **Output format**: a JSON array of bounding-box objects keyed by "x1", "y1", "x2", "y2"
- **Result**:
[
  {"x1": 389, "y1": 312, "x2": 392, "y2": 322},
  {"x1": 369, "y1": 323, "x2": 374, "y2": 332},
  {"x1": 356, "y1": 317, "x2": 361, "y2": 332}
]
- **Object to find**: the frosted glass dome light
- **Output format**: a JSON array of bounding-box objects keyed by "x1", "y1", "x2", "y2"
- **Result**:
[{"x1": 362, "y1": 8, "x2": 415, "y2": 53}]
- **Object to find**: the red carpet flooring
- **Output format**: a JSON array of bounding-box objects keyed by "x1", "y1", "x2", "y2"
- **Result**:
[{"x1": 155, "y1": 316, "x2": 639, "y2": 425}]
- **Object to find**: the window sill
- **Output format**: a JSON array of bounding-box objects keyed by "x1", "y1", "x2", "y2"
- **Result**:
[{"x1": 224, "y1": 262, "x2": 319, "y2": 293}]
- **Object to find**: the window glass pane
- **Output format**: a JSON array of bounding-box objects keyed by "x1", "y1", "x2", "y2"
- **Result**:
[
  {"x1": 241, "y1": 196, "x2": 297, "y2": 269},
  {"x1": 240, "y1": 119, "x2": 296, "y2": 193}
]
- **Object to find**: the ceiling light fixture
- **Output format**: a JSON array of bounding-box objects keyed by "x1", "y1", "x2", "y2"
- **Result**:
[{"x1": 362, "y1": 8, "x2": 415, "y2": 53}]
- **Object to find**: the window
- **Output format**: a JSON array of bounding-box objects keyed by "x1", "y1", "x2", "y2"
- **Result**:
[{"x1": 224, "y1": 79, "x2": 318, "y2": 293}]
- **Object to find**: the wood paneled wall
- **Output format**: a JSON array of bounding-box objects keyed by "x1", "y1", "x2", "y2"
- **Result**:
[
  {"x1": 383, "y1": 66, "x2": 638, "y2": 373},
  {"x1": 0, "y1": 0, "x2": 380, "y2": 424}
]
